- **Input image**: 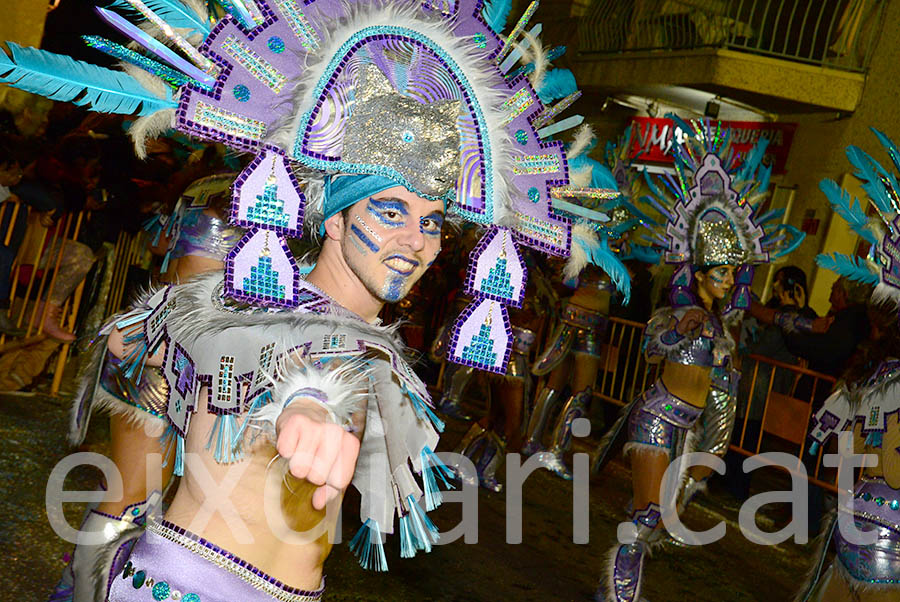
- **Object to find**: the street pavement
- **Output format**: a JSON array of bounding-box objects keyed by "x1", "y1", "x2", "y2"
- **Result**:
[{"x1": 2, "y1": 389, "x2": 816, "y2": 601}]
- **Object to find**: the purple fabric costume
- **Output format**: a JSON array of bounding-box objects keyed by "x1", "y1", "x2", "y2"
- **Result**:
[{"x1": 108, "y1": 520, "x2": 324, "y2": 601}]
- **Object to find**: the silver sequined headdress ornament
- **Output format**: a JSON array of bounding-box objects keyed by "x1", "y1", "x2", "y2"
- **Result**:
[
  {"x1": 817, "y1": 129, "x2": 900, "y2": 315},
  {"x1": 639, "y1": 115, "x2": 806, "y2": 311}
]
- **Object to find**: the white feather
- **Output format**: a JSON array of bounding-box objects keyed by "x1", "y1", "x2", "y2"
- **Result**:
[
  {"x1": 520, "y1": 30, "x2": 547, "y2": 92},
  {"x1": 563, "y1": 223, "x2": 594, "y2": 281},
  {"x1": 569, "y1": 165, "x2": 592, "y2": 188},
  {"x1": 120, "y1": 63, "x2": 175, "y2": 159},
  {"x1": 566, "y1": 123, "x2": 594, "y2": 161}
]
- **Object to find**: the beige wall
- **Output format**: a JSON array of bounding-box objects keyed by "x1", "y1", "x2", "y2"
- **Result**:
[
  {"x1": 0, "y1": 0, "x2": 50, "y2": 108},
  {"x1": 777, "y1": 0, "x2": 900, "y2": 311}
]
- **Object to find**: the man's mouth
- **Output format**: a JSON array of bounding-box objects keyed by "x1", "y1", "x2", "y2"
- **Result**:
[{"x1": 384, "y1": 255, "x2": 419, "y2": 276}]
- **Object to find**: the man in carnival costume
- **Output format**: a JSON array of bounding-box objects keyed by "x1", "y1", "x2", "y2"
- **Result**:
[
  {"x1": 3, "y1": 0, "x2": 626, "y2": 599},
  {"x1": 795, "y1": 130, "x2": 900, "y2": 602},
  {"x1": 592, "y1": 117, "x2": 805, "y2": 602}
]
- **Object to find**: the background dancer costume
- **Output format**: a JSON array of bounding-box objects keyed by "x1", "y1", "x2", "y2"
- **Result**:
[
  {"x1": 593, "y1": 116, "x2": 805, "y2": 602},
  {"x1": 796, "y1": 129, "x2": 900, "y2": 602}
]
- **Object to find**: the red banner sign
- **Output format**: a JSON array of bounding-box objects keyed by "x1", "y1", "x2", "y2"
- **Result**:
[{"x1": 627, "y1": 116, "x2": 797, "y2": 175}]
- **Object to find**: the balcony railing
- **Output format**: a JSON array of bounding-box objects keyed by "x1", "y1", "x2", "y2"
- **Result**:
[{"x1": 580, "y1": 0, "x2": 885, "y2": 73}]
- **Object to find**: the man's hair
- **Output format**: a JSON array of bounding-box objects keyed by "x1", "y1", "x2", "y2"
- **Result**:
[
  {"x1": 838, "y1": 276, "x2": 873, "y2": 306},
  {"x1": 774, "y1": 265, "x2": 808, "y2": 306}
]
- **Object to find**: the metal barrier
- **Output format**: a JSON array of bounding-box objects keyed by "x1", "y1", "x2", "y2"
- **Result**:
[
  {"x1": 0, "y1": 199, "x2": 148, "y2": 395},
  {"x1": 580, "y1": 0, "x2": 886, "y2": 73},
  {"x1": 595, "y1": 316, "x2": 839, "y2": 492}
]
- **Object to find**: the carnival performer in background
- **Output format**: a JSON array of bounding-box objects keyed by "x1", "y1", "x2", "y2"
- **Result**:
[
  {"x1": 3, "y1": 1, "x2": 624, "y2": 599},
  {"x1": 592, "y1": 117, "x2": 805, "y2": 602},
  {"x1": 524, "y1": 128, "x2": 658, "y2": 480},
  {"x1": 796, "y1": 130, "x2": 900, "y2": 602},
  {"x1": 50, "y1": 170, "x2": 244, "y2": 601}
]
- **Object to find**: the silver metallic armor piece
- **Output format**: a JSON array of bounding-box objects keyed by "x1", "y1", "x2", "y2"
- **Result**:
[
  {"x1": 72, "y1": 493, "x2": 160, "y2": 602},
  {"x1": 437, "y1": 361, "x2": 475, "y2": 420},
  {"x1": 531, "y1": 387, "x2": 592, "y2": 480},
  {"x1": 521, "y1": 387, "x2": 562, "y2": 456}
]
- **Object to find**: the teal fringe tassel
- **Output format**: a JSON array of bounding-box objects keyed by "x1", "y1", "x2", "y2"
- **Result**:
[
  {"x1": 399, "y1": 514, "x2": 417, "y2": 559},
  {"x1": 405, "y1": 495, "x2": 439, "y2": 553},
  {"x1": 404, "y1": 385, "x2": 445, "y2": 432},
  {"x1": 232, "y1": 390, "x2": 271, "y2": 446},
  {"x1": 421, "y1": 446, "x2": 454, "y2": 511},
  {"x1": 159, "y1": 424, "x2": 186, "y2": 476},
  {"x1": 206, "y1": 414, "x2": 243, "y2": 464},
  {"x1": 349, "y1": 519, "x2": 388, "y2": 572}
]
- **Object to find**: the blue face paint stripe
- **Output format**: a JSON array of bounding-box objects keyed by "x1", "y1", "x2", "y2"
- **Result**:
[
  {"x1": 368, "y1": 198, "x2": 408, "y2": 215},
  {"x1": 350, "y1": 223, "x2": 380, "y2": 253}
]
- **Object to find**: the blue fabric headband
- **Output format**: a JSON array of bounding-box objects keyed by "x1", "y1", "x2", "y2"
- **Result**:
[{"x1": 319, "y1": 173, "x2": 403, "y2": 235}]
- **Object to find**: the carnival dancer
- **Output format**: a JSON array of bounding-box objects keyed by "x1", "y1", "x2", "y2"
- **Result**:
[
  {"x1": 592, "y1": 117, "x2": 805, "y2": 602},
  {"x1": 524, "y1": 128, "x2": 659, "y2": 480},
  {"x1": 795, "y1": 130, "x2": 900, "y2": 602},
  {"x1": 3, "y1": 1, "x2": 626, "y2": 599},
  {"x1": 48, "y1": 169, "x2": 247, "y2": 602}
]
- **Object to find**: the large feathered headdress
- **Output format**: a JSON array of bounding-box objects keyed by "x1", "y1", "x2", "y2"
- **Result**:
[
  {"x1": 817, "y1": 128, "x2": 900, "y2": 312},
  {"x1": 639, "y1": 115, "x2": 805, "y2": 311},
  {"x1": 1, "y1": 0, "x2": 625, "y2": 374}
]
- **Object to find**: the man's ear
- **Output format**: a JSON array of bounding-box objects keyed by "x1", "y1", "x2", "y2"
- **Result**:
[{"x1": 322, "y1": 211, "x2": 345, "y2": 240}]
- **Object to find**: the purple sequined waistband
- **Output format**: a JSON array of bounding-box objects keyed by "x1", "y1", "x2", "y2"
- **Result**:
[
  {"x1": 107, "y1": 519, "x2": 325, "y2": 601},
  {"x1": 834, "y1": 478, "x2": 900, "y2": 585},
  {"x1": 561, "y1": 302, "x2": 608, "y2": 330},
  {"x1": 638, "y1": 380, "x2": 703, "y2": 429}
]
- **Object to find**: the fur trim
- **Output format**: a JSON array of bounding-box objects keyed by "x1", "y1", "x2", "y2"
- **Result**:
[
  {"x1": 569, "y1": 166, "x2": 592, "y2": 188},
  {"x1": 623, "y1": 441, "x2": 670, "y2": 458},
  {"x1": 833, "y1": 552, "x2": 900, "y2": 595},
  {"x1": 69, "y1": 334, "x2": 108, "y2": 446},
  {"x1": 266, "y1": 1, "x2": 517, "y2": 224},
  {"x1": 249, "y1": 357, "x2": 369, "y2": 437},
  {"x1": 92, "y1": 389, "x2": 168, "y2": 435},
  {"x1": 872, "y1": 281, "x2": 900, "y2": 308}
]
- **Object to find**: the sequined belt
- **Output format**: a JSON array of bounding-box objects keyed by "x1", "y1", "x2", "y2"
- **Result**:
[
  {"x1": 109, "y1": 519, "x2": 325, "y2": 602},
  {"x1": 511, "y1": 326, "x2": 536, "y2": 355},
  {"x1": 639, "y1": 380, "x2": 703, "y2": 429},
  {"x1": 561, "y1": 302, "x2": 608, "y2": 330},
  {"x1": 834, "y1": 477, "x2": 900, "y2": 585}
]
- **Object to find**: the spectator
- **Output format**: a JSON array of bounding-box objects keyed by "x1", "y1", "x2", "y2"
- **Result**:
[{"x1": 750, "y1": 275, "x2": 870, "y2": 378}]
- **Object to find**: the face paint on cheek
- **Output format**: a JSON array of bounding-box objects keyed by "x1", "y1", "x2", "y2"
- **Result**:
[
  {"x1": 350, "y1": 223, "x2": 380, "y2": 253},
  {"x1": 355, "y1": 214, "x2": 382, "y2": 242}
]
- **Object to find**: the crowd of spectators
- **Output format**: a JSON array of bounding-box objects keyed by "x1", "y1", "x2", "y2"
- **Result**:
[{"x1": 0, "y1": 96, "x2": 228, "y2": 391}]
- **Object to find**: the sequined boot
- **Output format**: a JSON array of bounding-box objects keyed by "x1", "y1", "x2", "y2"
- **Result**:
[
  {"x1": 521, "y1": 387, "x2": 562, "y2": 456},
  {"x1": 476, "y1": 433, "x2": 505, "y2": 493},
  {"x1": 531, "y1": 387, "x2": 592, "y2": 480},
  {"x1": 452, "y1": 423, "x2": 489, "y2": 487},
  {"x1": 602, "y1": 503, "x2": 660, "y2": 602},
  {"x1": 437, "y1": 362, "x2": 475, "y2": 421},
  {"x1": 71, "y1": 493, "x2": 160, "y2": 602}
]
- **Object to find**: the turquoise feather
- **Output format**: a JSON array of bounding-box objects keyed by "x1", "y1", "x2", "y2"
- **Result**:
[
  {"x1": 846, "y1": 145, "x2": 899, "y2": 216},
  {"x1": 0, "y1": 42, "x2": 175, "y2": 116},
  {"x1": 818, "y1": 179, "x2": 878, "y2": 245},
  {"x1": 871, "y1": 127, "x2": 900, "y2": 177},
  {"x1": 816, "y1": 252, "x2": 879, "y2": 284},
  {"x1": 107, "y1": 0, "x2": 210, "y2": 36},
  {"x1": 481, "y1": 0, "x2": 513, "y2": 34},
  {"x1": 536, "y1": 68, "x2": 577, "y2": 104}
]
